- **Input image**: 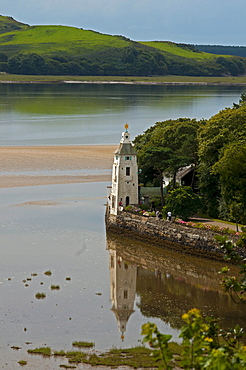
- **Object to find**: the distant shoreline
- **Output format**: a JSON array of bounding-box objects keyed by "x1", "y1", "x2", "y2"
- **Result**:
[
  {"x1": 1, "y1": 74, "x2": 246, "y2": 85},
  {"x1": 1, "y1": 80, "x2": 246, "y2": 86}
]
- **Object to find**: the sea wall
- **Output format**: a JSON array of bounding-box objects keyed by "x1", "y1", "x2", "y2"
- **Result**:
[{"x1": 105, "y1": 210, "x2": 241, "y2": 261}]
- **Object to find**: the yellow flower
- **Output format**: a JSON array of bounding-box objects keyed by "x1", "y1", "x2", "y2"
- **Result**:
[{"x1": 204, "y1": 337, "x2": 213, "y2": 342}]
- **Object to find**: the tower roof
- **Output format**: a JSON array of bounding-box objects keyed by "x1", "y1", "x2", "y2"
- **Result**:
[
  {"x1": 115, "y1": 124, "x2": 137, "y2": 156},
  {"x1": 115, "y1": 142, "x2": 137, "y2": 156}
]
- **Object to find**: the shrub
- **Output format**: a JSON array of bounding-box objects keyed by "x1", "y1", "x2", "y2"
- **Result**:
[{"x1": 163, "y1": 187, "x2": 201, "y2": 221}]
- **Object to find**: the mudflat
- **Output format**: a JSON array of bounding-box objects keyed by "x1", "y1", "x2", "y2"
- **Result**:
[{"x1": 0, "y1": 145, "x2": 115, "y2": 188}]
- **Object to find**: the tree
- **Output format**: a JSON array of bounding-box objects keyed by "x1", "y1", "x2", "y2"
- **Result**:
[
  {"x1": 212, "y1": 142, "x2": 246, "y2": 225},
  {"x1": 198, "y1": 96, "x2": 246, "y2": 218},
  {"x1": 137, "y1": 145, "x2": 172, "y2": 206},
  {"x1": 163, "y1": 186, "x2": 201, "y2": 220},
  {"x1": 134, "y1": 118, "x2": 201, "y2": 205}
]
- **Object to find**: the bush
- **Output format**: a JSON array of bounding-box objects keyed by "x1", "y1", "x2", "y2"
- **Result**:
[{"x1": 163, "y1": 187, "x2": 201, "y2": 221}]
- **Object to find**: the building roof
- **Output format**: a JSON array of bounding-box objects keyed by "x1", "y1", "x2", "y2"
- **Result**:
[
  {"x1": 115, "y1": 142, "x2": 137, "y2": 156},
  {"x1": 176, "y1": 164, "x2": 194, "y2": 179}
]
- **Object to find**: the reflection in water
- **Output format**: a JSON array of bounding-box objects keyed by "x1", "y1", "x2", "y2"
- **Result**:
[
  {"x1": 109, "y1": 248, "x2": 137, "y2": 341},
  {"x1": 107, "y1": 232, "x2": 245, "y2": 340},
  {"x1": 0, "y1": 83, "x2": 245, "y2": 145}
]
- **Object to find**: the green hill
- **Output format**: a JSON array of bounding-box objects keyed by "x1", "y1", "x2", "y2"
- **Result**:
[
  {"x1": 140, "y1": 41, "x2": 224, "y2": 60},
  {"x1": 0, "y1": 15, "x2": 29, "y2": 34},
  {"x1": 0, "y1": 16, "x2": 245, "y2": 77},
  {"x1": 0, "y1": 24, "x2": 136, "y2": 56}
]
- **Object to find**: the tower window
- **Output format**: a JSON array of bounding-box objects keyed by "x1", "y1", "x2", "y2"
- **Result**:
[
  {"x1": 124, "y1": 290, "x2": 128, "y2": 299},
  {"x1": 124, "y1": 156, "x2": 131, "y2": 160},
  {"x1": 126, "y1": 196, "x2": 130, "y2": 206},
  {"x1": 126, "y1": 167, "x2": 130, "y2": 176}
]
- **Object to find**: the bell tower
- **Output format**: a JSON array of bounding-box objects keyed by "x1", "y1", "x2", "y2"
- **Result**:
[{"x1": 110, "y1": 124, "x2": 138, "y2": 215}]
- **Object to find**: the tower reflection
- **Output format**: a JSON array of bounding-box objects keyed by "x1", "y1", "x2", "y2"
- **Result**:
[
  {"x1": 107, "y1": 231, "x2": 246, "y2": 339},
  {"x1": 108, "y1": 247, "x2": 137, "y2": 341}
]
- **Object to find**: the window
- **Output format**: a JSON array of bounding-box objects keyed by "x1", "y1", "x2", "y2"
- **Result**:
[
  {"x1": 126, "y1": 167, "x2": 130, "y2": 176},
  {"x1": 124, "y1": 290, "x2": 128, "y2": 299},
  {"x1": 126, "y1": 196, "x2": 130, "y2": 206},
  {"x1": 124, "y1": 156, "x2": 131, "y2": 160}
]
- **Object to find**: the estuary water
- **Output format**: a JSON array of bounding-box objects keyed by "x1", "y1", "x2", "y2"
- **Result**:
[
  {"x1": 0, "y1": 83, "x2": 245, "y2": 145},
  {"x1": 0, "y1": 83, "x2": 246, "y2": 368},
  {"x1": 0, "y1": 182, "x2": 245, "y2": 369}
]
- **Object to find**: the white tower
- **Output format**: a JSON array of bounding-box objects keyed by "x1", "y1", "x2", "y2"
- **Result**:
[{"x1": 110, "y1": 124, "x2": 138, "y2": 215}]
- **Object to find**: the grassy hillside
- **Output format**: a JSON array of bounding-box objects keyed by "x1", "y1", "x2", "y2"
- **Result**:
[
  {"x1": 140, "y1": 41, "x2": 226, "y2": 60},
  {"x1": 0, "y1": 25, "x2": 135, "y2": 56},
  {"x1": 0, "y1": 16, "x2": 245, "y2": 77},
  {"x1": 0, "y1": 15, "x2": 29, "y2": 34}
]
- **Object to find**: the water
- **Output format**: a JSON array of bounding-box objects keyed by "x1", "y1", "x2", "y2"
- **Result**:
[
  {"x1": 0, "y1": 83, "x2": 245, "y2": 145},
  {"x1": 0, "y1": 83, "x2": 245, "y2": 367},
  {"x1": 0, "y1": 182, "x2": 245, "y2": 369}
]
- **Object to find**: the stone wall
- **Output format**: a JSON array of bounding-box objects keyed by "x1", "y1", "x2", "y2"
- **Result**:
[{"x1": 105, "y1": 210, "x2": 241, "y2": 261}]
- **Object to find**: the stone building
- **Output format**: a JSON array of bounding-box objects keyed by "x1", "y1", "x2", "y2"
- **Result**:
[{"x1": 109, "y1": 124, "x2": 138, "y2": 215}]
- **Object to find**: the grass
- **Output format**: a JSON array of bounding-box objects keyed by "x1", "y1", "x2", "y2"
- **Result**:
[
  {"x1": 197, "y1": 213, "x2": 245, "y2": 229},
  {"x1": 65, "y1": 351, "x2": 87, "y2": 363},
  {"x1": 140, "y1": 41, "x2": 226, "y2": 60},
  {"x1": 18, "y1": 360, "x2": 27, "y2": 366},
  {"x1": 27, "y1": 347, "x2": 51, "y2": 356},
  {"x1": 27, "y1": 344, "x2": 181, "y2": 367},
  {"x1": 44, "y1": 270, "x2": 52, "y2": 276},
  {"x1": 35, "y1": 292, "x2": 46, "y2": 299},
  {"x1": 0, "y1": 15, "x2": 29, "y2": 34},
  {"x1": 0, "y1": 25, "x2": 132, "y2": 56},
  {"x1": 72, "y1": 341, "x2": 94, "y2": 348},
  {"x1": 50, "y1": 284, "x2": 60, "y2": 290},
  {"x1": 0, "y1": 74, "x2": 246, "y2": 85}
]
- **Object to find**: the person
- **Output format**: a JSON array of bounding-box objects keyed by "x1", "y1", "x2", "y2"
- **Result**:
[
  {"x1": 156, "y1": 210, "x2": 160, "y2": 219},
  {"x1": 118, "y1": 198, "x2": 123, "y2": 211},
  {"x1": 167, "y1": 211, "x2": 172, "y2": 221}
]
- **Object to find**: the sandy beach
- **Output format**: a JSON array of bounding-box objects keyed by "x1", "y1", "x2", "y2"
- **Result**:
[{"x1": 0, "y1": 145, "x2": 115, "y2": 188}]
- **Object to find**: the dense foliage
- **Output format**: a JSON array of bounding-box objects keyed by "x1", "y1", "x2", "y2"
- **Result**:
[
  {"x1": 134, "y1": 118, "x2": 201, "y2": 206},
  {"x1": 142, "y1": 309, "x2": 246, "y2": 369},
  {"x1": 198, "y1": 95, "x2": 246, "y2": 222},
  {"x1": 134, "y1": 96, "x2": 246, "y2": 223},
  {"x1": 0, "y1": 16, "x2": 246, "y2": 77},
  {"x1": 196, "y1": 44, "x2": 246, "y2": 58},
  {"x1": 163, "y1": 187, "x2": 201, "y2": 221}
]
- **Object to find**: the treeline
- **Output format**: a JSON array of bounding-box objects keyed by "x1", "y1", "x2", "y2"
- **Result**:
[
  {"x1": 1, "y1": 47, "x2": 246, "y2": 76},
  {"x1": 195, "y1": 45, "x2": 246, "y2": 58},
  {"x1": 134, "y1": 95, "x2": 246, "y2": 224}
]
